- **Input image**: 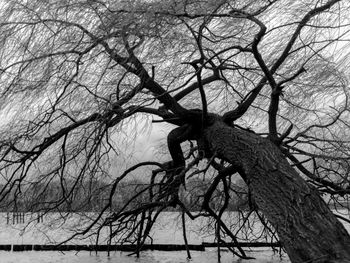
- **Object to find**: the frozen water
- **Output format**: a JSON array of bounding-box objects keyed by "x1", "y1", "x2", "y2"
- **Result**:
[{"x1": 0, "y1": 250, "x2": 290, "y2": 263}]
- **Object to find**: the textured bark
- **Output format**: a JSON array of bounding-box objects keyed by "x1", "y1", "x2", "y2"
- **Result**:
[{"x1": 203, "y1": 120, "x2": 350, "y2": 263}]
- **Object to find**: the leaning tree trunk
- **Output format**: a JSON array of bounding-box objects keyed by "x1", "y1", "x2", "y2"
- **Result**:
[{"x1": 203, "y1": 120, "x2": 350, "y2": 263}]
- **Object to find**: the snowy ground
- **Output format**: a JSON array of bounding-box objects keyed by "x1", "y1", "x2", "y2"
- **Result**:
[
  {"x1": 0, "y1": 212, "x2": 250, "y2": 245},
  {"x1": 0, "y1": 212, "x2": 211, "y2": 245}
]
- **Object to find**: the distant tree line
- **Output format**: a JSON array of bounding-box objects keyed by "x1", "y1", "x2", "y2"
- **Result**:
[{"x1": 0, "y1": 177, "x2": 248, "y2": 213}]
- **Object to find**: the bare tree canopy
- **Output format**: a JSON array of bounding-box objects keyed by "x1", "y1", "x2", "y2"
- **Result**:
[{"x1": 1, "y1": 0, "x2": 350, "y2": 262}]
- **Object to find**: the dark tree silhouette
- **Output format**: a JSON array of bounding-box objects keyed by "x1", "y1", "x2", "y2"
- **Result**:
[{"x1": 0, "y1": 0, "x2": 350, "y2": 262}]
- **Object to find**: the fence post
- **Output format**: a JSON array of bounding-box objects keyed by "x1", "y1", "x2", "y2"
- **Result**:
[{"x1": 37, "y1": 213, "x2": 44, "y2": 223}]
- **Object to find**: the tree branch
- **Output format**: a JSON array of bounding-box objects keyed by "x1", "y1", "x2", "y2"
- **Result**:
[
  {"x1": 283, "y1": 149, "x2": 347, "y2": 193},
  {"x1": 222, "y1": 77, "x2": 267, "y2": 124}
]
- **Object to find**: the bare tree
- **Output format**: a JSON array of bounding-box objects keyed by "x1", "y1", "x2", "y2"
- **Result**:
[{"x1": 1, "y1": 0, "x2": 350, "y2": 262}]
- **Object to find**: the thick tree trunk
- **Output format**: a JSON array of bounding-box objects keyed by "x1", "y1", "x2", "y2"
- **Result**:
[{"x1": 203, "y1": 120, "x2": 350, "y2": 263}]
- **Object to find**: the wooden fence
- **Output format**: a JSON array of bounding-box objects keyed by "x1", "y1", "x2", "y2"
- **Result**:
[
  {"x1": 6, "y1": 212, "x2": 44, "y2": 224},
  {"x1": 0, "y1": 242, "x2": 282, "y2": 252}
]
